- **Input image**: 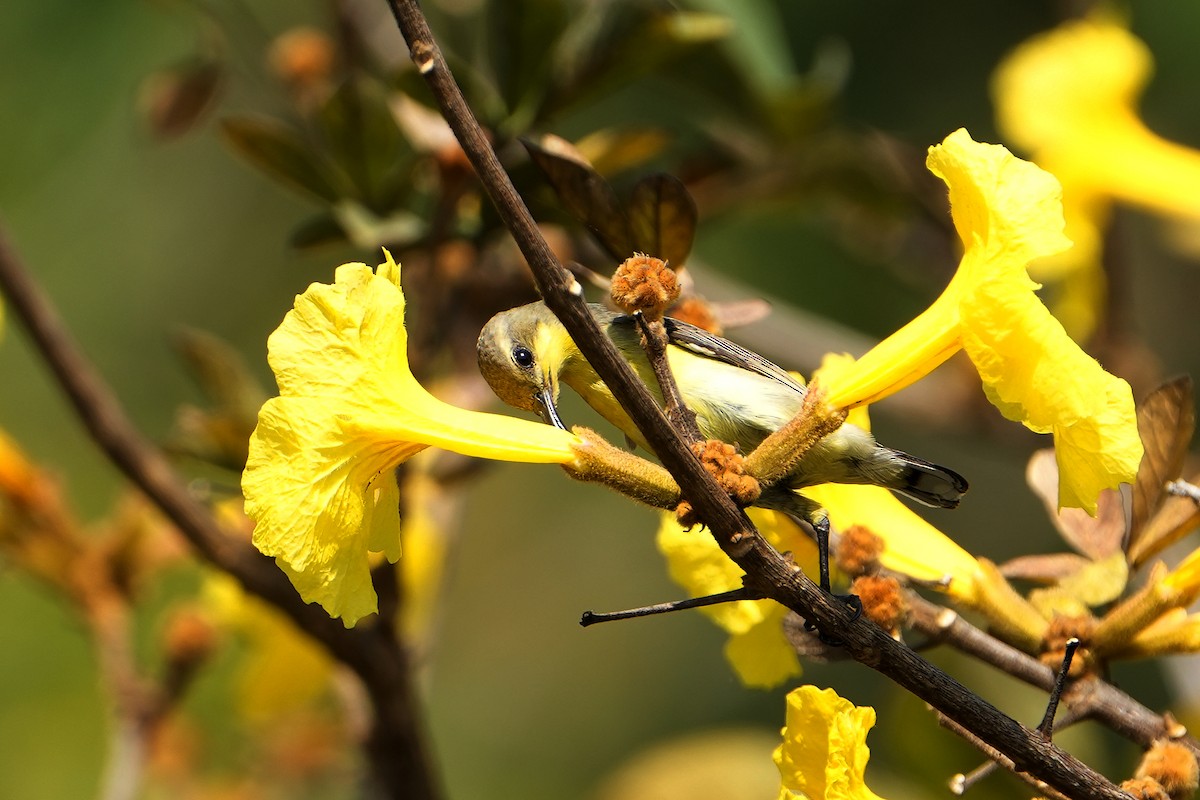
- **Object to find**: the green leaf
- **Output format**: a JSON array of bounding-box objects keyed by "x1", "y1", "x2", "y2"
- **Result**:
[
  {"x1": 548, "y1": 8, "x2": 731, "y2": 118},
  {"x1": 486, "y1": 0, "x2": 568, "y2": 125},
  {"x1": 220, "y1": 116, "x2": 341, "y2": 202},
  {"x1": 288, "y1": 212, "x2": 349, "y2": 250},
  {"x1": 331, "y1": 200, "x2": 426, "y2": 251},
  {"x1": 523, "y1": 136, "x2": 633, "y2": 260},
  {"x1": 317, "y1": 77, "x2": 415, "y2": 212},
  {"x1": 627, "y1": 173, "x2": 697, "y2": 266}
]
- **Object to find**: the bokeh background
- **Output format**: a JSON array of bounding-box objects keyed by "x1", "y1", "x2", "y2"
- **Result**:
[{"x1": 2, "y1": 1, "x2": 1200, "y2": 798}]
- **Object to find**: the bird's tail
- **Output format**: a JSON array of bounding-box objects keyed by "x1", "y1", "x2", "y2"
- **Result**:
[{"x1": 885, "y1": 448, "x2": 969, "y2": 509}]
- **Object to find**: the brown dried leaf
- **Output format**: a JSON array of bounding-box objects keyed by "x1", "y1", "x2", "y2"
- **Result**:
[
  {"x1": 1130, "y1": 376, "x2": 1194, "y2": 542},
  {"x1": 1026, "y1": 449, "x2": 1127, "y2": 560},
  {"x1": 627, "y1": 174, "x2": 697, "y2": 268},
  {"x1": 998, "y1": 552, "x2": 1092, "y2": 583},
  {"x1": 138, "y1": 58, "x2": 223, "y2": 141},
  {"x1": 1127, "y1": 468, "x2": 1200, "y2": 568},
  {"x1": 523, "y1": 135, "x2": 633, "y2": 260},
  {"x1": 713, "y1": 298, "x2": 773, "y2": 330}
]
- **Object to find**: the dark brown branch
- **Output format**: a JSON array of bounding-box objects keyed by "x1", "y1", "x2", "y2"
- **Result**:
[
  {"x1": 382, "y1": 4, "x2": 1131, "y2": 797},
  {"x1": 0, "y1": 225, "x2": 440, "y2": 800},
  {"x1": 907, "y1": 593, "x2": 1200, "y2": 757},
  {"x1": 631, "y1": 312, "x2": 702, "y2": 441}
]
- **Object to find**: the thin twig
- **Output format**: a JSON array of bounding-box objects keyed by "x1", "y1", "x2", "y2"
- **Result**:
[
  {"x1": 631, "y1": 311, "x2": 701, "y2": 442},
  {"x1": 0, "y1": 225, "x2": 441, "y2": 800},
  {"x1": 580, "y1": 587, "x2": 761, "y2": 626},
  {"x1": 934, "y1": 711, "x2": 1072, "y2": 800},
  {"x1": 1038, "y1": 639, "x2": 1079, "y2": 738}
]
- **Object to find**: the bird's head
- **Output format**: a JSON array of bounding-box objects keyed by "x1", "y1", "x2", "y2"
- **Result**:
[{"x1": 477, "y1": 302, "x2": 572, "y2": 429}]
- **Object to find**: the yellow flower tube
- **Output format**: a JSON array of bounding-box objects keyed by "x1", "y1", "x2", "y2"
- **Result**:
[
  {"x1": 243, "y1": 253, "x2": 580, "y2": 625},
  {"x1": 822, "y1": 129, "x2": 1142, "y2": 514}
]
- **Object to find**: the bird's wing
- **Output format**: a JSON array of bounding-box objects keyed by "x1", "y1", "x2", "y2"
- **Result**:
[{"x1": 610, "y1": 314, "x2": 807, "y2": 395}]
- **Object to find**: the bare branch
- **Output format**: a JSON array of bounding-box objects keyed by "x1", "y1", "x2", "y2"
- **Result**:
[{"x1": 0, "y1": 225, "x2": 441, "y2": 800}]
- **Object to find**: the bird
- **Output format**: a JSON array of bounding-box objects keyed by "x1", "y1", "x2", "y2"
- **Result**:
[{"x1": 477, "y1": 300, "x2": 967, "y2": 599}]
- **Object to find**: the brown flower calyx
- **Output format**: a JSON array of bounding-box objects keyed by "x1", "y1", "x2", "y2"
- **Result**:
[
  {"x1": 674, "y1": 440, "x2": 761, "y2": 529},
  {"x1": 1121, "y1": 777, "x2": 1171, "y2": 800},
  {"x1": 836, "y1": 525, "x2": 885, "y2": 576},
  {"x1": 851, "y1": 574, "x2": 907, "y2": 634},
  {"x1": 668, "y1": 296, "x2": 721, "y2": 334},
  {"x1": 1040, "y1": 613, "x2": 1098, "y2": 678},
  {"x1": 611, "y1": 254, "x2": 680, "y2": 318},
  {"x1": 1134, "y1": 740, "x2": 1199, "y2": 800}
]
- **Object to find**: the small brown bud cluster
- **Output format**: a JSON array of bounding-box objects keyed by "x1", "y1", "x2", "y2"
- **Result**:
[
  {"x1": 611, "y1": 254, "x2": 680, "y2": 319},
  {"x1": 268, "y1": 27, "x2": 336, "y2": 89},
  {"x1": 836, "y1": 525, "x2": 885, "y2": 577},
  {"x1": 1123, "y1": 778, "x2": 1172, "y2": 800},
  {"x1": 668, "y1": 296, "x2": 721, "y2": 334},
  {"x1": 164, "y1": 608, "x2": 218, "y2": 669},
  {"x1": 850, "y1": 574, "x2": 906, "y2": 633},
  {"x1": 1132, "y1": 740, "x2": 1199, "y2": 800},
  {"x1": 1040, "y1": 614, "x2": 1098, "y2": 678},
  {"x1": 674, "y1": 440, "x2": 760, "y2": 529}
]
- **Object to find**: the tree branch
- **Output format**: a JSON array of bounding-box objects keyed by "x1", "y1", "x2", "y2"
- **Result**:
[{"x1": 0, "y1": 225, "x2": 440, "y2": 800}]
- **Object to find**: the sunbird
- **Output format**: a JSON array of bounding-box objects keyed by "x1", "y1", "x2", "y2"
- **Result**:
[{"x1": 477, "y1": 301, "x2": 967, "y2": 598}]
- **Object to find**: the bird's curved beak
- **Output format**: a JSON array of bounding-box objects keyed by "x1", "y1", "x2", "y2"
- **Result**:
[{"x1": 533, "y1": 385, "x2": 567, "y2": 430}]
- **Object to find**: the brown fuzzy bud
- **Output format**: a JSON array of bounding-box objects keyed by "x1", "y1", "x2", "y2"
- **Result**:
[
  {"x1": 611, "y1": 254, "x2": 680, "y2": 318},
  {"x1": 836, "y1": 525, "x2": 885, "y2": 576},
  {"x1": 1135, "y1": 740, "x2": 1199, "y2": 799},
  {"x1": 268, "y1": 27, "x2": 336, "y2": 88},
  {"x1": 669, "y1": 296, "x2": 721, "y2": 334},
  {"x1": 164, "y1": 608, "x2": 218, "y2": 667},
  {"x1": 692, "y1": 440, "x2": 760, "y2": 506},
  {"x1": 851, "y1": 575, "x2": 906, "y2": 633},
  {"x1": 1122, "y1": 777, "x2": 1171, "y2": 800},
  {"x1": 1040, "y1": 614, "x2": 1098, "y2": 678},
  {"x1": 674, "y1": 500, "x2": 698, "y2": 530}
]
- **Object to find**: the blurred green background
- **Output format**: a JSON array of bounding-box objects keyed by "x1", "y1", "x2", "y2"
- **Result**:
[{"x1": 2, "y1": 2, "x2": 1200, "y2": 798}]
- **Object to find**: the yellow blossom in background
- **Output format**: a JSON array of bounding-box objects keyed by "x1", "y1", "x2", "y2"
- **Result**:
[
  {"x1": 657, "y1": 508, "x2": 819, "y2": 688},
  {"x1": 395, "y1": 461, "x2": 454, "y2": 646},
  {"x1": 993, "y1": 16, "x2": 1200, "y2": 337},
  {"x1": 822, "y1": 129, "x2": 1142, "y2": 514},
  {"x1": 774, "y1": 685, "x2": 885, "y2": 800},
  {"x1": 204, "y1": 574, "x2": 335, "y2": 723},
  {"x1": 243, "y1": 253, "x2": 581, "y2": 625}
]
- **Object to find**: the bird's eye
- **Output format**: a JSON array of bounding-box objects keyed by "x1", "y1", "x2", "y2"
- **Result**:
[{"x1": 512, "y1": 346, "x2": 535, "y2": 369}]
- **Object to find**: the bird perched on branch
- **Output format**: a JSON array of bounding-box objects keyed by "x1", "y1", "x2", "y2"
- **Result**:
[{"x1": 477, "y1": 301, "x2": 967, "y2": 601}]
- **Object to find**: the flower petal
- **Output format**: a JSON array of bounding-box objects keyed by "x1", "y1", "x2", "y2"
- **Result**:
[
  {"x1": 927, "y1": 128, "x2": 1072, "y2": 277},
  {"x1": 656, "y1": 509, "x2": 816, "y2": 688},
  {"x1": 244, "y1": 253, "x2": 580, "y2": 623},
  {"x1": 774, "y1": 685, "x2": 884, "y2": 800},
  {"x1": 804, "y1": 483, "x2": 981, "y2": 606},
  {"x1": 959, "y1": 277, "x2": 1141, "y2": 512},
  {"x1": 724, "y1": 605, "x2": 801, "y2": 689}
]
